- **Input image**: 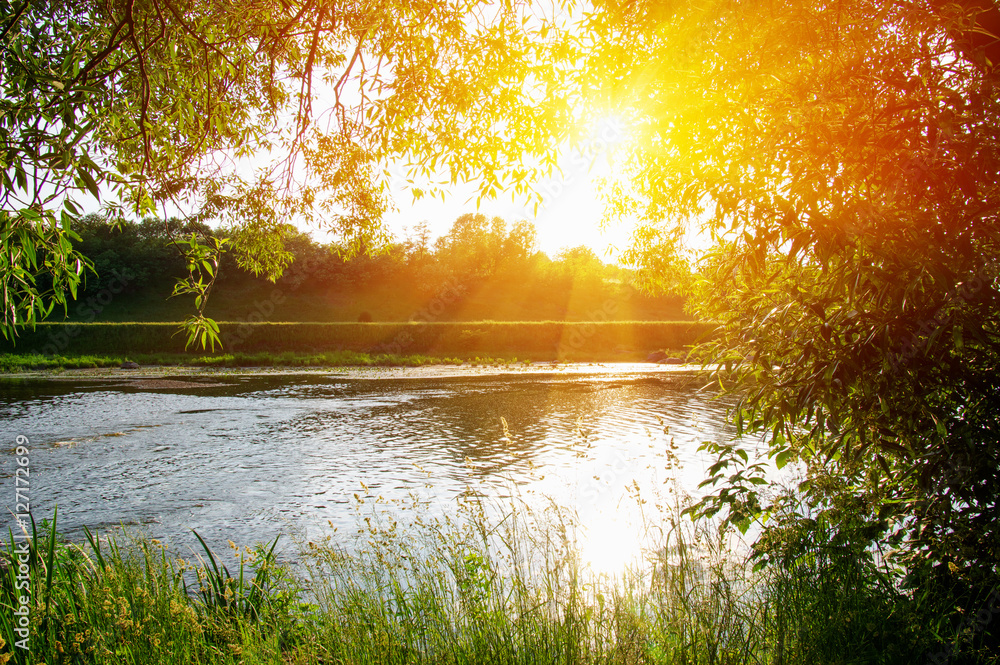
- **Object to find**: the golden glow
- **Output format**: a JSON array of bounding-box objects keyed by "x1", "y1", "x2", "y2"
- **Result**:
[
  {"x1": 378, "y1": 111, "x2": 641, "y2": 260},
  {"x1": 577, "y1": 509, "x2": 648, "y2": 575},
  {"x1": 583, "y1": 113, "x2": 634, "y2": 152}
]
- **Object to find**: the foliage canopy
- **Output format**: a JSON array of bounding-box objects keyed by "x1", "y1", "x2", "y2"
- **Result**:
[
  {"x1": 4, "y1": 0, "x2": 1000, "y2": 647},
  {"x1": 588, "y1": 0, "x2": 1000, "y2": 627},
  {"x1": 1, "y1": 0, "x2": 576, "y2": 343}
]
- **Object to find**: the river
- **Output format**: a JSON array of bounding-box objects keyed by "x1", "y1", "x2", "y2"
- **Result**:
[{"x1": 0, "y1": 364, "x2": 758, "y2": 571}]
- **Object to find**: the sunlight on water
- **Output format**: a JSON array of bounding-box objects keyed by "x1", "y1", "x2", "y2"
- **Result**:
[
  {"x1": 578, "y1": 508, "x2": 648, "y2": 575},
  {"x1": 0, "y1": 366, "x2": 757, "y2": 563}
]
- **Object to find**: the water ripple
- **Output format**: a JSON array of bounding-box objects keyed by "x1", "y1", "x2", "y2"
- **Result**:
[{"x1": 0, "y1": 369, "x2": 750, "y2": 558}]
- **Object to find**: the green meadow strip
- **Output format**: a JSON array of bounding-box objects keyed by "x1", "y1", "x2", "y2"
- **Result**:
[
  {"x1": 0, "y1": 321, "x2": 716, "y2": 358},
  {"x1": 0, "y1": 352, "x2": 526, "y2": 373}
]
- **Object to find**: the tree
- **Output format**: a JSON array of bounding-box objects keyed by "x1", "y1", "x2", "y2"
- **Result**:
[
  {"x1": 9, "y1": 0, "x2": 998, "y2": 637},
  {"x1": 73, "y1": 213, "x2": 187, "y2": 294},
  {"x1": 584, "y1": 0, "x2": 1000, "y2": 635},
  {"x1": 435, "y1": 213, "x2": 536, "y2": 279},
  {"x1": 1, "y1": 0, "x2": 576, "y2": 345},
  {"x1": 554, "y1": 245, "x2": 603, "y2": 286}
]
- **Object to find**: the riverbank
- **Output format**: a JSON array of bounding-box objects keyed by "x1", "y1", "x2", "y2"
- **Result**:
[
  {"x1": 0, "y1": 321, "x2": 714, "y2": 357},
  {"x1": 0, "y1": 349, "x2": 699, "y2": 376},
  {"x1": 0, "y1": 350, "x2": 466, "y2": 374},
  {"x1": 0, "y1": 354, "x2": 701, "y2": 381}
]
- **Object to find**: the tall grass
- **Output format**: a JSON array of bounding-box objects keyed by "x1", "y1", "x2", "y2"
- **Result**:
[
  {"x1": 0, "y1": 491, "x2": 956, "y2": 665},
  {"x1": 0, "y1": 513, "x2": 303, "y2": 665}
]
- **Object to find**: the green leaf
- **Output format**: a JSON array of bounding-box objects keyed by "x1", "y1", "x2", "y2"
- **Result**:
[
  {"x1": 774, "y1": 449, "x2": 793, "y2": 469},
  {"x1": 77, "y1": 167, "x2": 100, "y2": 200}
]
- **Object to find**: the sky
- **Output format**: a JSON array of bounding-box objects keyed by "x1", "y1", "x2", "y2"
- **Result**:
[
  {"x1": 377, "y1": 163, "x2": 632, "y2": 261},
  {"x1": 77, "y1": 78, "x2": 640, "y2": 262},
  {"x1": 342, "y1": 3, "x2": 643, "y2": 262},
  {"x1": 370, "y1": 117, "x2": 639, "y2": 261},
  {"x1": 85, "y1": 138, "x2": 639, "y2": 262}
]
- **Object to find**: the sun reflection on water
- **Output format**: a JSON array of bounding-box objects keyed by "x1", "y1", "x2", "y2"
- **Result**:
[{"x1": 577, "y1": 508, "x2": 649, "y2": 575}]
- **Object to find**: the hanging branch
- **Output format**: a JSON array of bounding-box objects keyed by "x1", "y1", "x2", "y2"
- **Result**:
[{"x1": 0, "y1": 1, "x2": 30, "y2": 45}]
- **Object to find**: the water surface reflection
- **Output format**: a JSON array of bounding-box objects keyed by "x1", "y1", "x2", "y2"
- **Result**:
[{"x1": 0, "y1": 366, "x2": 745, "y2": 566}]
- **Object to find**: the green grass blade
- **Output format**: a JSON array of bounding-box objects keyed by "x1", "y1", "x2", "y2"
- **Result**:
[{"x1": 82, "y1": 524, "x2": 106, "y2": 573}]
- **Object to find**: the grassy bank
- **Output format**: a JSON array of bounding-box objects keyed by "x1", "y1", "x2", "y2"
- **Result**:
[
  {"x1": 0, "y1": 321, "x2": 714, "y2": 359},
  {"x1": 0, "y1": 348, "x2": 693, "y2": 374},
  {"x1": 0, "y1": 351, "x2": 483, "y2": 373},
  {"x1": 0, "y1": 494, "x2": 958, "y2": 665}
]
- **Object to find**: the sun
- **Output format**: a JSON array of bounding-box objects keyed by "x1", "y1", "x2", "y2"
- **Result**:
[
  {"x1": 376, "y1": 109, "x2": 642, "y2": 261},
  {"x1": 588, "y1": 113, "x2": 634, "y2": 148},
  {"x1": 573, "y1": 111, "x2": 636, "y2": 168}
]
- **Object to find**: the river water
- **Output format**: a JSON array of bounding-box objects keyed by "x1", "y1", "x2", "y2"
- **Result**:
[{"x1": 0, "y1": 364, "x2": 755, "y2": 570}]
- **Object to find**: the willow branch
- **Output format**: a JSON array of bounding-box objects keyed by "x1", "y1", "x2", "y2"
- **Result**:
[{"x1": 0, "y1": 1, "x2": 30, "y2": 44}]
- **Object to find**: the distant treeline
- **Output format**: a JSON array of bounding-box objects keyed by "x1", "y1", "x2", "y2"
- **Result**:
[{"x1": 65, "y1": 212, "x2": 690, "y2": 323}]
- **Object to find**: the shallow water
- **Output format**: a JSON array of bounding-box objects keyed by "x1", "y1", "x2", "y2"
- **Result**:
[{"x1": 0, "y1": 365, "x2": 751, "y2": 567}]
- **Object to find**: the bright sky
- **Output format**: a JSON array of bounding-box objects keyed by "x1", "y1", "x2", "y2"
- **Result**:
[
  {"x1": 377, "y1": 4, "x2": 642, "y2": 262},
  {"x1": 374, "y1": 117, "x2": 638, "y2": 261},
  {"x1": 90, "y1": 2, "x2": 642, "y2": 263},
  {"x1": 92, "y1": 136, "x2": 638, "y2": 262}
]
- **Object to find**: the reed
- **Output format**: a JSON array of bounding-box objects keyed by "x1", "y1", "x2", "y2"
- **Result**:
[{"x1": 0, "y1": 488, "x2": 947, "y2": 665}]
